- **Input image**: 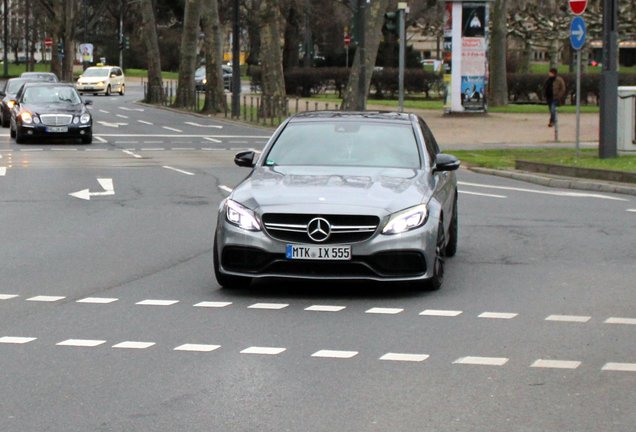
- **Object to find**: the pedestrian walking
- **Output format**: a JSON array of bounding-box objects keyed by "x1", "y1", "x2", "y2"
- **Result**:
[{"x1": 544, "y1": 68, "x2": 566, "y2": 127}]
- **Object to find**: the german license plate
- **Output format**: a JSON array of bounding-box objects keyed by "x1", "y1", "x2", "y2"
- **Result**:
[
  {"x1": 46, "y1": 126, "x2": 68, "y2": 133},
  {"x1": 286, "y1": 244, "x2": 351, "y2": 260}
]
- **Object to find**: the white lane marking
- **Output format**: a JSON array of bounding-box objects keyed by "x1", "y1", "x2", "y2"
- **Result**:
[
  {"x1": 459, "y1": 190, "x2": 507, "y2": 199},
  {"x1": 141, "y1": 148, "x2": 165, "y2": 151},
  {"x1": 312, "y1": 350, "x2": 358, "y2": 359},
  {"x1": 76, "y1": 297, "x2": 118, "y2": 304},
  {"x1": 57, "y1": 339, "x2": 106, "y2": 347},
  {"x1": 0, "y1": 336, "x2": 36, "y2": 344},
  {"x1": 305, "y1": 305, "x2": 346, "y2": 312},
  {"x1": 93, "y1": 136, "x2": 107, "y2": 143},
  {"x1": 172, "y1": 147, "x2": 195, "y2": 151},
  {"x1": 605, "y1": 317, "x2": 636, "y2": 325},
  {"x1": 218, "y1": 185, "x2": 233, "y2": 193},
  {"x1": 602, "y1": 363, "x2": 636, "y2": 372},
  {"x1": 136, "y1": 299, "x2": 179, "y2": 306},
  {"x1": 26, "y1": 295, "x2": 65, "y2": 302},
  {"x1": 241, "y1": 346, "x2": 286, "y2": 355},
  {"x1": 174, "y1": 344, "x2": 221, "y2": 352},
  {"x1": 122, "y1": 149, "x2": 142, "y2": 159},
  {"x1": 454, "y1": 356, "x2": 509, "y2": 366},
  {"x1": 204, "y1": 137, "x2": 222, "y2": 143},
  {"x1": 120, "y1": 107, "x2": 144, "y2": 112},
  {"x1": 479, "y1": 312, "x2": 518, "y2": 319},
  {"x1": 545, "y1": 314, "x2": 591, "y2": 323},
  {"x1": 97, "y1": 121, "x2": 128, "y2": 128},
  {"x1": 531, "y1": 359, "x2": 581, "y2": 369},
  {"x1": 19, "y1": 148, "x2": 43, "y2": 152},
  {"x1": 627, "y1": 209, "x2": 636, "y2": 213},
  {"x1": 99, "y1": 109, "x2": 110, "y2": 114},
  {"x1": 116, "y1": 114, "x2": 129, "y2": 119},
  {"x1": 458, "y1": 181, "x2": 629, "y2": 202},
  {"x1": 138, "y1": 120, "x2": 153, "y2": 125},
  {"x1": 85, "y1": 148, "x2": 109, "y2": 152},
  {"x1": 143, "y1": 141, "x2": 163, "y2": 144},
  {"x1": 184, "y1": 121, "x2": 223, "y2": 129},
  {"x1": 248, "y1": 303, "x2": 289, "y2": 310},
  {"x1": 365, "y1": 307, "x2": 403, "y2": 315},
  {"x1": 115, "y1": 141, "x2": 139, "y2": 144},
  {"x1": 93, "y1": 134, "x2": 269, "y2": 139},
  {"x1": 420, "y1": 309, "x2": 463, "y2": 317},
  {"x1": 112, "y1": 341, "x2": 155, "y2": 349},
  {"x1": 0, "y1": 167, "x2": 6, "y2": 176},
  {"x1": 194, "y1": 301, "x2": 232, "y2": 308},
  {"x1": 162, "y1": 166, "x2": 195, "y2": 176},
  {"x1": 0, "y1": 294, "x2": 18, "y2": 300},
  {"x1": 162, "y1": 126, "x2": 183, "y2": 133},
  {"x1": 380, "y1": 353, "x2": 430, "y2": 362}
]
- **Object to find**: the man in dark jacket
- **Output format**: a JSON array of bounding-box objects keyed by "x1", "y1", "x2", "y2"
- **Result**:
[{"x1": 544, "y1": 68, "x2": 567, "y2": 127}]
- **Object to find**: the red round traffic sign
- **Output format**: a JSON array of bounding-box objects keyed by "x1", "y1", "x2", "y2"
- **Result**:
[
  {"x1": 44, "y1": 37, "x2": 53, "y2": 47},
  {"x1": 344, "y1": 35, "x2": 351, "y2": 46},
  {"x1": 569, "y1": 0, "x2": 587, "y2": 15}
]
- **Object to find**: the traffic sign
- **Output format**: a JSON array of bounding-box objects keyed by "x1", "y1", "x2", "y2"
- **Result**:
[
  {"x1": 344, "y1": 35, "x2": 351, "y2": 46},
  {"x1": 570, "y1": 16, "x2": 587, "y2": 50},
  {"x1": 44, "y1": 37, "x2": 53, "y2": 47},
  {"x1": 569, "y1": 0, "x2": 587, "y2": 15}
]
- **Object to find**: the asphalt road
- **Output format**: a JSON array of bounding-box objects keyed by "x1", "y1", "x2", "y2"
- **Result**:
[{"x1": 1, "y1": 83, "x2": 635, "y2": 432}]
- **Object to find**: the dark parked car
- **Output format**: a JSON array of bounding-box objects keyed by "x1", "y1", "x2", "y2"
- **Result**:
[
  {"x1": 214, "y1": 111, "x2": 460, "y2": 290},
  {"x1": 20, "y1": 72, "x2": 59, "y2": 82},
  {"x1": 195, "y1": 65, "x2": 232, "y2": 91},
  {"x1": 9, "y1": 82, "x2": 93, "y2": 144},
  {"x1": 0, "y1": 77, "x2": 52, "y2": 127}
]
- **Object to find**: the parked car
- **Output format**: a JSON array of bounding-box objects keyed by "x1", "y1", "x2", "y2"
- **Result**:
[
  {"x1": 75, "y1": 65, "x2": 125, "y2": 96},
  {"x1": 1, "y1": 78, "x2": 36, "y2": 128},
  {"x1": 195, "y1": 65, "x2": 232, "y2": 91},
  {"x1": 10, "y1": 82, "x2": 93, "y2": 144},
  {"x1": 20, "y1": 72, "x2": 58, "y2": 82},
  {"x1": 214, "y1": 111, "x2": 460, "y2": 290}
]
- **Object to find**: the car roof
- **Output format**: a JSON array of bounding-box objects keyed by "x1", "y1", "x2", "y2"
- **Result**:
[
  {"x1": 288, "y1": 111, "x2": 414, "y2": 123},
  {"x1": 86, "y1": 65, "x2": 118, "y2": 69},
  {"x1": 20, "y1": 82, "x2": 76, "y2": 89}
]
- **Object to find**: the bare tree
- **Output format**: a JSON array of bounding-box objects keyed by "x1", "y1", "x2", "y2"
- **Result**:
[
  {"x1": 140, "y1": 0, "x2": 164, "y2": 103},
  {"x1": 200, "y1": 0, "x2": 226, "y2": 113},
  {"x1": 257, "y1": 0, "x2": 286, "y2": 116},
  {"x1": 490, "y1": 0, "x2": 508, "y2": 106},
  {"x1": 173, "y1": 0, "x2": 202, "y2": 108}
]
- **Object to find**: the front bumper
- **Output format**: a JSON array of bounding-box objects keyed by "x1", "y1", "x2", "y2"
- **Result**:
[
  {"x1": 215, "y1": 214, "x2": 439, "y2": 282},
  {"x1": 76, "y1": 84, "x2": 106, "y2": 93},
  {"x1": 19, "y1": 123, "x2": 92, "y2": 139}
]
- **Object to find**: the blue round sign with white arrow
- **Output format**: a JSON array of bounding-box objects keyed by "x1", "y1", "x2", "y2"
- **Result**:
[{"x1": 570, "y1": 16, "x2": 587, "y2": 50}]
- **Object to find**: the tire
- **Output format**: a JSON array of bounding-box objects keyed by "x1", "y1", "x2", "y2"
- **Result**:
[
  {"x1": 425, "y1": 220, "x2": 446, "y2": 291},
  {"x1": 445, "y1": 193, "x2": 458, "y2": 257},
  {"x1": 15, "y1": 126, "x2": 26, "y2": 144},
  {"x1": 119, "y1": 84, "x2": 125, "y2": 96},
  {"x1": 105, "y1": 85, "x2": 111, "y2": 96},
  {"x1": 1, "y1": 111, "x2": 9, "y2": 128},
  {"x1": 81, "y1": 135, "x2": 93, "y2": 144},
  {"x1": 10, "y1": 121, "x2": 15, "y2": 138},
  {"x1": 213, "y1": 236, "x2": 252, "y2": 289}
]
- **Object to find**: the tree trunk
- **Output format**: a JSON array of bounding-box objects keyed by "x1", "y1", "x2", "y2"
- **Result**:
[
  {"x1": 489, "y1": 0, "x2": 508, "y2": 106},
  {"x1": 200, "y1": 0, "x2": 226, "y2": 113},
  {"x1": 258, "y1": 0, "x2": 286, "y2": 117},
  {"x1": 62, "y1": 0, "x2": 77, "y2": 82},
  {"x1": 173, "y1": 0, "x2": 202, "y2": 108},
  {"x1": 282, "y1": 1, "x2": 302, "y2": 71},
  {"x1": 140, "y1": 0, "x2": 164, "y2": 104},
  {"x1": 341, "y1": 0, "x2": 389, "y2": 111}
]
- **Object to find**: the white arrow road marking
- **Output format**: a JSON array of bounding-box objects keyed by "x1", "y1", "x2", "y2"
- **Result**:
[
  {"x1": 0, "y1": 167, "x2": 6, "y2": 176},
  {"x1": 458, "y1": 181, "x2": 629, "y2": 201},
  {"x1": 120, "y1": 107, "x2": 144, "y2": 112},
  {"x1": 69, "y1": 178, "x2": 115, "y2": 200},
  {"x1": 184, "y1": 121, "x2": 223, "y2": 129},
  {"x1": 97, "y1": 121, "x2": 128, "y2": 128}
]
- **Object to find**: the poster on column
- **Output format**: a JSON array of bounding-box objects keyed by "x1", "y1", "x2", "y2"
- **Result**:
[
  {"x1": 461, "y1": 3, "x2": 488, "y2": 111},
  {"x1": 443, "y1": 2, "x2": 453, "y2": 111}
]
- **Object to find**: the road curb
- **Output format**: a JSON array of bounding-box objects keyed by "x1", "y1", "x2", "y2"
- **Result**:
[{"x1": 468, "y1": 167, "x2": 636, "y2": 197}]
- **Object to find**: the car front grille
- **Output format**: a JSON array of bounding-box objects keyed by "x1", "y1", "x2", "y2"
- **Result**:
[
  {"x1": 262, "y1": 213, "x2": 380, "y2": 244},
  {"x1": 39, "y1": 114, "x2": 73, "y2": 126}
]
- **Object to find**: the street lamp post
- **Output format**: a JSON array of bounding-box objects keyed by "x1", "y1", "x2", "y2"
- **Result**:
[
  {"x1": 231, "y1": 0, "x2": 240, "y2": 118},
  {"x1": 3, "y1": 0, "x2": 8, "y2": 77},
  {"x1": 599, "y1": 0, "x2": 618, "y2": 158}
]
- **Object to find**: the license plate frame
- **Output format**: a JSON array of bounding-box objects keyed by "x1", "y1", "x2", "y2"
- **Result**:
[
  {"x1": 285, "y1": 244, "x2": 351, "y2": 261},
  {"x1": 46, "y1": 126, "x2": 68, "y2": 133}
]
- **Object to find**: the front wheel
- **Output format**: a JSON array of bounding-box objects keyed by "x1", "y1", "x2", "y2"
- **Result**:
[
  {"x1": 81, "y1": 135, "x2": 93, "y2": 144},
  {"x1": 445, "y1": 193, "x2": 458, "y2": 257},
  {"x1": 15, "y1": 126, "x2": 26, "y2": 144},
  {"x1": 425, "y1": 220, "x2": 446, "y2": 291},
  {"x1": 1, "y1": 111, "x2": 9, "y2": 128},
  {"x1": 105, "y1": 85, "x2": 111, "y2": 96},
  {"x1": 119, "y1": 84, "x2": 125, "y2": 96}
]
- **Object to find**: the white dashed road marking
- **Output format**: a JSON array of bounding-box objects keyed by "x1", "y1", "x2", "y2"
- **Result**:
[
  {"x1": 116, "y1": 114, "x2": 129, "y2": 119},
  {"x1": 380, "y1": 353, "x2": 430, "y2": 362},
  {"x1": 122, "y1": 149, "x2": 142, "y2": 159},
  {"x1": 605, "y1": 317, "x2": 636, "y2": 325},
  {"x1": 93, "y1": 136, "x2": 107, "y2": 143},
  {"x1": 76, "y1": 297, "x2": 118, "y2": 304},
  {"x1": 453, "y1": 356, "x2": 509, "y2": 366},
  {"x1": 0, "y1": 337, "x2": 37, "y2": 344},
  {"x1": 218, "y1": 185, "x2": 233, "y2": 193},
  {"x1": 458, "y1": 181, "x2": 629, "y2": 202},
  {"x1": 162, "y1": 126, "x2": 183, "y2": 133},
  {"x1": 112, "y1": 341, "x2": 156, "y2": 349},
  {"x1": 545, "y1": 315, "x2": 591, "y2": 323},
  {"x1": 366, "y1": 307, "x2": 403, "y2": 314},
  {"x1": 531, "y1": 359, "x2": 581, "y2": 369},
  {"x1": 137, "y1": 120, "x2": 153, "y2": 125},
  {"x1": 57, "y1": 339, "x2": 106, "y2": 347},
  {"x1": 184, "y1": 121, "x2": 223, "y2": 129},
  {"x1": 194, "y1": 301, "x2": 232, "y2": 308},
  {"x1": 459, "y1": 190, "x2": 507, "y2": 199},
  {"x1": 136, "y1": 299, "x2": 179, "y2": 306},
  {"x1": 162, "y1": 166, "x2": 195, "y2": 176},
  {"x1": 602, "y1": 363, "x2": 636, "y2": 372},
  {"x1": 0, "y1": 167, "x2": 6, "y2": 176},
  {"x1": 241, "y1": 346, "x2": 286, "y2": 355},
  {"x1": 479, "y1": 312, "x2": 518, "y2": 319},
  {"x1": 203, "y1": 137, "x2": 222, "y2": 143},
  {"x1": 0, "y1": 294, "x2": 18, "y2": 300},
  {"x1": 305, "y1": 305, "x2": 346, "y2": 312},
  {"x1": 248, "y1": 303, "x2": 289, "y2": 310},
  {"x1": 312, "y1": 350, "x2": 358, "y2": 359},
  {"x1": 174, "y1": 344, "x2": 221, "y2": 352},
  {"x1": 420, "y1": 309, "x2": 463, "y2": 317},
  {"x1": 26, "y1": 296, "x2": 65, "y2": 302},
  {"x1": 626, "y1": 209, "x2": 636, "y2": 213}
]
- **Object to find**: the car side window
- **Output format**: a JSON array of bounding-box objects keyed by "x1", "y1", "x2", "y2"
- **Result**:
[{"x1": 418, "y1": 118, "x2": 440, "y2": 166}]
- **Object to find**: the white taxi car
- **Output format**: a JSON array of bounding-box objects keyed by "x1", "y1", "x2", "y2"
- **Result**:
[{"x1": 76, "y1": 66, "x2": 125, "y2": 96}]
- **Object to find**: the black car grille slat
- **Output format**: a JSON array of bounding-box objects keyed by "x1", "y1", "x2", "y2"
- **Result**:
[{"x1": 262, "y1": 213, "x2": 380, "y2": 244}]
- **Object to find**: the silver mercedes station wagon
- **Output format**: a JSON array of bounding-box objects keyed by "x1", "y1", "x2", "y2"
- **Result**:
[{"x1": 214, "y1": 111, "x2": 460, "y2": 290}]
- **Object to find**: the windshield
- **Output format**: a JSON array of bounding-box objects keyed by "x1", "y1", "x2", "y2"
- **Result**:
[
  {"x1": 21, "y1": 73, "x2": 57, "y2": 82},
  {"x1": 264, "y1": 121, "x2": 421, "y2": 169},
  {"x1": 22, "y1": 86, "x2": 82, "y2": 104},
  {"x1": 82, "y1": 68, "x2": 109, "y2": 77},
  {"x1": 6, "y1": 79, "x2": 28, "y2": 94},
  {"x1": 195, "y1": 67, "x2": 206, "y2": 78}
]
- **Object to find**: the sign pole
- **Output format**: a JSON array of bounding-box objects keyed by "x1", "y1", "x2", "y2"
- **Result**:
[
  {"x1": 576, "y1": 49, "x2": 581, "y2": 157},
  {"x1": 398, "y1": 3, "x2": 407, "y2": 113}
]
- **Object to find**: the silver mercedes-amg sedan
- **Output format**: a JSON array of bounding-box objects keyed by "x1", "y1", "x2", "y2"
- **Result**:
[{"x1": 214, "y1": 111, "x2": 460, "y2": 290}]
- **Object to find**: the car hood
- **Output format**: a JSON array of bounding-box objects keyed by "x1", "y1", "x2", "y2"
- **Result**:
[
  {"x1": 22, "y1": 103, "x2": 87, "y2": 115},
  {"x1": 231, "y1": 165, "x2": 433, "y2": 216}
]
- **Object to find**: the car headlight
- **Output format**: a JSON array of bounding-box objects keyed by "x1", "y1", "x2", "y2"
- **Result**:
[
  {"x1": 6, "y1": 100, "x2": 15, "y2": 109},
  {"x1": 73, "y1": 116, "x2": 80, "y2": 124},
  {"x1": 382, "y1": 204, "x2": 428, "y2": 235},
  {"x1": 80, "y1": 113, "x2": 91, "y2": 124},
  {"x1": 20, "y1": 112, "x2": 33, "y2": 124},
  {"x1": 202, "y1": 78, "x2": 207, "y2": 85},
  {"x1": 96, "y1": 81, "x2": 104, "y2": 87},
  {"x1": 225, "y1": 199, "x2": 261, "y2": 231}
]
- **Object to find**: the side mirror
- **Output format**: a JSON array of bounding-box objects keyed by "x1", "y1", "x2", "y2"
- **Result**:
[
  {"x1": 84, "y1": 99, "x2": 93, "y2": 106},
  {"x1": 434, "y1": 153, "x2": 460, "y2": 173},
  {"x1": 234, "y1": 151, "x2": 256, "y2": 168}
]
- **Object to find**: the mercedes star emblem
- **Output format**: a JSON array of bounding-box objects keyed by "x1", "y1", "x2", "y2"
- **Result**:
[{"x1": 307, "y1": 217, "x2": 331, "y2": 242}]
